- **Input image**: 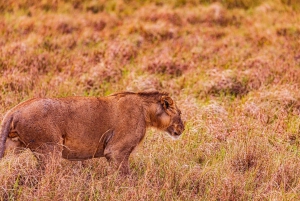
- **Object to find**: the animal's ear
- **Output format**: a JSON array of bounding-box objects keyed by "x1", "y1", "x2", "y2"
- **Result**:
[{"x1": 161, "y1": 96, "x2": 174, "y2": 110}]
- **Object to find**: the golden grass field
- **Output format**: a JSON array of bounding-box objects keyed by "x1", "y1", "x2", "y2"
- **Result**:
[{"x1": 1, "y1": 0, "x2": 300, "y2": 200}]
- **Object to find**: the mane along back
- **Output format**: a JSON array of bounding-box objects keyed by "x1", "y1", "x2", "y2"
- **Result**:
[
  {"x1": 110, "y1": 91, "x2": 169, "y2": 98},
  {"x1": 137, "y1": 91, "x2": 168, "y2": 97}
]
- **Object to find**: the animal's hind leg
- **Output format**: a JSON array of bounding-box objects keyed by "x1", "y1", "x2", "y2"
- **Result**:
[
  {"x1": 33, "y1": 143, "x2": 63, "y2": 171},
  {"x1": 4, "y1": 138, "x2": 25, "y2": 155}
]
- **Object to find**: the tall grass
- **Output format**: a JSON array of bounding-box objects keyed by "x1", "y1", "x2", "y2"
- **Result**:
[{"x1": 1, "y1": 0, "x2": 300, "y2": 200}]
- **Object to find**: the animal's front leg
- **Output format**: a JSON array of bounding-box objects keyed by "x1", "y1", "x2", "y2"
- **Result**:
[
  {"x1": 104, "y1": 125, "x2": 146, "y2": 175},
  {"x1": 114, "y1": 153, "x2": 130, "y2": 175},
  {"x1": 104, "y1": 144, "x2": 135, "y2": 175}
]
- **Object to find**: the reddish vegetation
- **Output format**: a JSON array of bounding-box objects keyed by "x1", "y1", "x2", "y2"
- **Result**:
[{"x1": 1, "y1": 0, "x2": 300, "y2": 200}]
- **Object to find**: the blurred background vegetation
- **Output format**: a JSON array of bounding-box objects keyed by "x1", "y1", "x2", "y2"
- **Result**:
[
  {"x1": 1, "y1": 0, "x2": 300, "y2": 200},
  {"x1": 0, "y1": 0, "x2": 299, "y2": 13}
]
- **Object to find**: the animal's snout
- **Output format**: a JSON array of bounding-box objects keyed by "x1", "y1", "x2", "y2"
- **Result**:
[
  {"x1": 175, "y1": 122, "x2": 185, "y2": 135},
  {"x1": 179, "y1": 119, "x2": 185, "y2": 132}
]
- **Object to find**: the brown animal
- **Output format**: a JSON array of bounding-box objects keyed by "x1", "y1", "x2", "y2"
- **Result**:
[{"x1": 0, "y1": 91, "x2": 184, "y2": 174}]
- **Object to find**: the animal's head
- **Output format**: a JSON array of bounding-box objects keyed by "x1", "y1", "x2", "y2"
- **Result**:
[{"x1": 154, "y1": 95, "x2": 185, "y2": 139}]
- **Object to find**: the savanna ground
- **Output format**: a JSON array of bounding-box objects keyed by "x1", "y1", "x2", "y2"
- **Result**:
[{"x1": 1, "y1": 0, "x2": 300, "y2": 200}]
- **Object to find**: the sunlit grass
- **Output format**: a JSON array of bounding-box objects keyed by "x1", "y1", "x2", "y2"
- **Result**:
[{"x1": 1, "y1": 0, "x2": 300, "y2": 200}]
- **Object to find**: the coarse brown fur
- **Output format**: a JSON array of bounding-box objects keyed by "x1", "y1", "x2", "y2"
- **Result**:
[{"x1": 0, "y1": 91, "x2": 184, "y2": 174}]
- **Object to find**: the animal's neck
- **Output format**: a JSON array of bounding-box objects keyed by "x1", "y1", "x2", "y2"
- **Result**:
[{"x1": 143, "y1": 103, "x2": 159, "y2": 128}]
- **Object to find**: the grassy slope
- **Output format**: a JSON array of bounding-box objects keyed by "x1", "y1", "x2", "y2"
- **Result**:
[{"x1": 1, "y1": 0, "x2": 300, "y2": 200}]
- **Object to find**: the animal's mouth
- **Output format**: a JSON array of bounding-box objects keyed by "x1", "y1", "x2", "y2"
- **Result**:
[
  {"x1": 174, "y1": 131, "x2": 181, "y2": 136},
  {"x1": 170, "y1": 131, "x2": 181, "y2": 139},
  {"x1": 166, "y1": 127, "x2": 183, "y2": 139}
]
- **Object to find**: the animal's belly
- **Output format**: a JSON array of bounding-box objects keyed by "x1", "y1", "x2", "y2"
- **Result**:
[
  {"x1": 61, "y1": 129, "x2": 114, "y2": 160},
  {"x1": 62, "y1": 141, "x2": 105, "y2": 160},
  {"x1": 62, "y1": 151, "x2": 104, "y2": 160}
]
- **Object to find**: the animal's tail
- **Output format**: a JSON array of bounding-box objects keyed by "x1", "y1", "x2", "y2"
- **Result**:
[{"x1": 0, "y1": 114, "x2": 13, "y2": 158}]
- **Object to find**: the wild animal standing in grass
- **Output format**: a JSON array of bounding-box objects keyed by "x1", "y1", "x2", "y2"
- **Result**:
[{"x1": 0, "y1": 91, "x2": 184, "y2": 174}]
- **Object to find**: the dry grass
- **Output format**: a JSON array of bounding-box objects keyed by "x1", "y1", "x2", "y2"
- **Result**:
[{"x1": 1, "y1": 0, "x2": 300, "y2": 200}]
